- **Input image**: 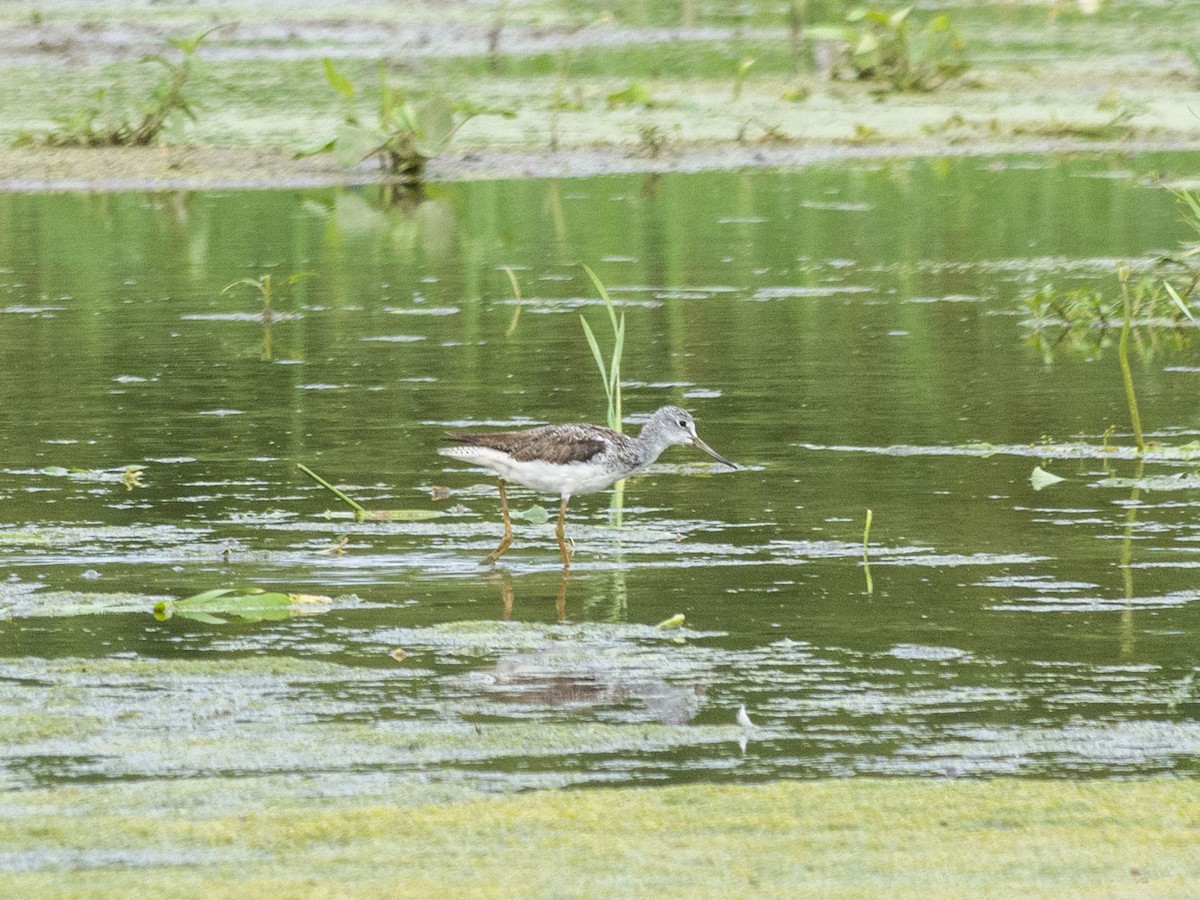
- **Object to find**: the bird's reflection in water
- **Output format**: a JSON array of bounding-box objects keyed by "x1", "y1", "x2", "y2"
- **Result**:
[
  {"x1": 490, "y1": 567, "x2": 569, "y2": 622},
  {"x1": 480, "y1": 569, "x2": 705, "y2": 726},
  {"x1": 482, "y1": 649, "x2": 705, "y2": 725}
]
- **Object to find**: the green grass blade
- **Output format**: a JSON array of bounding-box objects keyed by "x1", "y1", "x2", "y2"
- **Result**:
[
  {"x1": 580, "y1": 316, "x2": 611, "y2": 403},
  {"x1": 580, "y1": 263, "x2": 625, "y2": 431},
  {"x1": 296, "y1": 463, "x2": 368, "y2": 521},
  {"x1": 581, "y1": 263, "x2": 620, "y2": 333},
  {"x1": 322, "y1": 58, "x2": 354, "y2": 99},
  {"x1": 610, "y1": 312, "x2": 625, "y2": 430},
  {"x1": 1163, "y1": 281, "x2": 1197, "y2": 323},
  {"x1": 1173, "y1": 189, "x2": 1200, "y2": 237}
]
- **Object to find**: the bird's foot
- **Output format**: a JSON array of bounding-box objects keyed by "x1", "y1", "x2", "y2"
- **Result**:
[{"x1": 481, "y1": 536, "x2": 513, "y2": 566}]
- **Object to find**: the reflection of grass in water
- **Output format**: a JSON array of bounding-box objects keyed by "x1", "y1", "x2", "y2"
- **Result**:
[
  {"x1": 502, "y1": 266, "x2": 523, "y2": 337},
  {"x1": 3, "y1": 778, "x2": 1197, "y2": 894}
]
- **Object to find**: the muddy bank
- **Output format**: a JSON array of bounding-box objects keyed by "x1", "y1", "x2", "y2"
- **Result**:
[{"x1": 5, "y1": 135, "x2": 1200, "y2": 194}]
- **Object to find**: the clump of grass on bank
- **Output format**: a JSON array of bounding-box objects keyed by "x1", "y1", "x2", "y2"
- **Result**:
[
  {"x1": 314, "y1": 59, "x2": 513, "y2": 183},
  {"x1": 14, "y1": 28, "x2": 218, "y2": 148},
  {"x1": 838, "y1": 5, "x2": 969, "y2": 92}
]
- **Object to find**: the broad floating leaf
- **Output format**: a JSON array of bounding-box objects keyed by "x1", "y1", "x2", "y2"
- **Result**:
[
  {"x1": 154, "y1": 588, "x2": 332, "y2": 624},
  {"x1": 513, "y1": 505, "x2": 550, "y2": 525},
  {"x1": 655, "y1": 613, "x2": 686, "y2": 630},
  {"x1": 412, "y1": 96, "x2": 456, "y2": 158},
  {"x1": 606, "y1": 82, "x2": 655, "y2": 108},
  {"x1": 333, "y1": 122, "x2": 383, "y2": 168},
  {"x1": 1030, "y1": 466, "x2": 1067, "y2": 491}
]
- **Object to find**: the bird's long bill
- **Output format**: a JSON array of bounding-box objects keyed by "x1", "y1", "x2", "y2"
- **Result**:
[{"x1": 693, "y1": 435, "x2": 737, "y2": 469}]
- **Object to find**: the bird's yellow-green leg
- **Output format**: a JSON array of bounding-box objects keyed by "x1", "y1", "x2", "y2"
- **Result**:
[
  {"x1": 556, "y1": 495, "x2": 573, "y2": 568},
  {"x1": 482, "y1": 479, "x2": 514, "y2": 565}
]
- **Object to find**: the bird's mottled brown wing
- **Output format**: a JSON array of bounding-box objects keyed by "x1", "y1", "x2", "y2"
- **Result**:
[{"x1": 444, "y1": 423, "x2": 617, "y2": 464}]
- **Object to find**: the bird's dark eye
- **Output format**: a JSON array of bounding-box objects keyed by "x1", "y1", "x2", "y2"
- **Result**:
[{"x1": 678, "y1": 420, "x2": 687, "y2": 427}]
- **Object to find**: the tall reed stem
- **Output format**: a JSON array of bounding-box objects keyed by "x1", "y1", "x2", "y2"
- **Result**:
[{"x1": 1117, "y1": 267, "x2": 1145, "y2": 455}]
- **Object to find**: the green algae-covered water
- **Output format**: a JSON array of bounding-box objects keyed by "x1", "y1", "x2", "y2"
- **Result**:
[{"x1": 2, "y1": 153, "x2": 1199, "y2": 797}]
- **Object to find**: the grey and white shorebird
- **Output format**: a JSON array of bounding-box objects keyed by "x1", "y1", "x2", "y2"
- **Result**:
[{"x1": 438, "y1": 405, "x2": 737, "y2": 567}]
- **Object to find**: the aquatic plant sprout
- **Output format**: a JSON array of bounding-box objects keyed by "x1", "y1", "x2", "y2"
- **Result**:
[
  {"x1": 579, "y1": 264, "x2": 625, "y2": 434},
  {"x1": 317, "y1": 59, "x2": 512, "y2": 181}
]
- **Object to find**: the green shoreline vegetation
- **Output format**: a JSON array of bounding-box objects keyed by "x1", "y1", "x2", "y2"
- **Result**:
[{"x1": 1, "y1": 1, "x2": 1199, "y2": 186}]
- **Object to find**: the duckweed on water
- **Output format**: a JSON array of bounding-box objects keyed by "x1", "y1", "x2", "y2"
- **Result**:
[{"x1": 0, "y1": 779, "x2": 1196, "y2": 897}]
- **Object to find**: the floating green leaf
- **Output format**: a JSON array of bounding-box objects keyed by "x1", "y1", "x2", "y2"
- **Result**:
[
  {"x1": 512, "y1": 505, "x2": 550, "y2": 525},
  {"x1": 606, "y1": 82, "x2": 655, "y2": 108},
  {"x1": 1030, "y1": 466, "x2": 1067, "y2": 491},
  {"x1": 334, "y1": 122, "x2": 383, "y2": 168},
  {"x1": 154, "y1": 588, "x2": 332, "y2": 624},
  {"x1": 411, "y1": 96, "x2": 456, "y2": 158}
]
